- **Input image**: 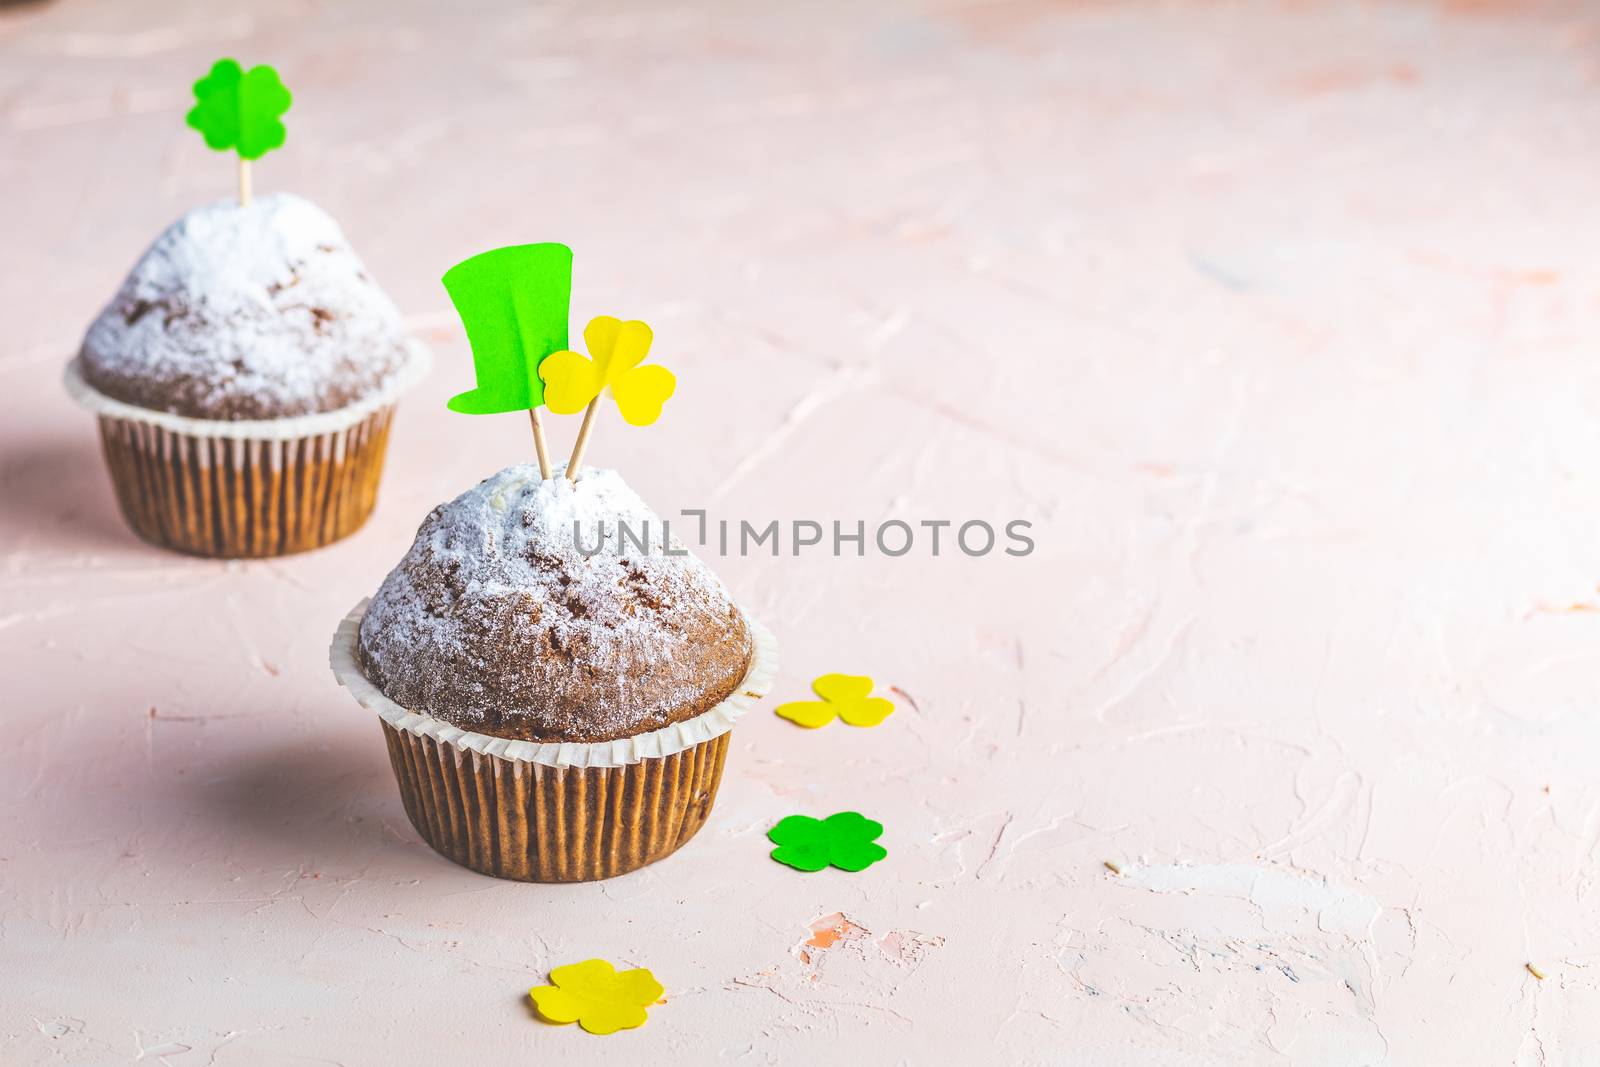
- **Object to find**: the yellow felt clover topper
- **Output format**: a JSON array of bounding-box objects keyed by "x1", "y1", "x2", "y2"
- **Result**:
[
  {"x1": 775, "y1": 674, "x2": 895, "y2": 729},
  {"x1": 529, "y1": 959, "x2": 665, "y2": 1035},
  {"x1": 539, "y1": 315, "x2": 676, "y2": 426}
]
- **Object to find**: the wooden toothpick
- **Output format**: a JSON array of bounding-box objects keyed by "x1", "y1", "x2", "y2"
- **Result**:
[
  {"x1": 565, "y1": 398, "x2": 599, "y2": 483},
  {"x1": 238, "y1": 157, "x2": 252, "y2": 208},
  {"x1": 528, "y1": 409, "x2": 552, "y2": 481}
]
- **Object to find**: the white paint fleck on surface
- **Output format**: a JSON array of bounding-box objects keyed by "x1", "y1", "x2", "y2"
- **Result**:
[{"x1": 1121, "y1": 863, "x2": 1382, "y2": 937}]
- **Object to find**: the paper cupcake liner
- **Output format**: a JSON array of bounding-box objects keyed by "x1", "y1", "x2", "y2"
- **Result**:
[
  {"x1": 95, "y1": 407, "x2": 396, "y2": 557},
  {"x1": 380, "y1": 724, "x2": 732, "y2": 882},
  {"x1": 329, "y1": 599, "x2": 778, "y2": 881},
  {"x1": 64, "y1": 344, "x2": 428, "y2": 557}
]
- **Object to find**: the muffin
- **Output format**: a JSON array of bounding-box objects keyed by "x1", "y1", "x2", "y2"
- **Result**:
[
  {"x1": 64, "y1": 193, "x2": 428, "y2": 556},
  {"x1": 329, "y1": 464, "x2": 776, "y2": 882}
]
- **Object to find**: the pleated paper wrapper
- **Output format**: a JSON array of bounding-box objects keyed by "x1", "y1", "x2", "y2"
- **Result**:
[
  {"x1": 62, "y1": 341, "x2": 429, "y2": 558},
  {"x1": 329, "y1": 599, "x2": 778, "y2": 882}
]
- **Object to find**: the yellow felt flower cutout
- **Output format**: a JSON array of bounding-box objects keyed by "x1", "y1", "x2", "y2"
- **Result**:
[
  {"x1": 775, "y1": 674, "x2": 895, "y2": 729},
  {"x1": 539, "y1": 315, "x2": 677, "y2": 426},
  {"x1": 528, "y1": 958, "x2": 664, "y2": 1035}
]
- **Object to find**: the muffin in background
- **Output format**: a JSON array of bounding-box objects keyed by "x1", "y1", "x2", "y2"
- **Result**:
[
  {"x1": 65, "y1": 193, "x2": 428, "y2": 556},
  {"x1": 330, "y1": 463, "x2": 776, "y2": 883}
]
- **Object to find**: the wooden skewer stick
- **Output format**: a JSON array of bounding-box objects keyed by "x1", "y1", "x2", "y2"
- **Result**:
[
  {"x1": 238, "y1": 158, "x2": 252, "y2": 208},
  {"x1": 527, "y1": 409, "x2": 552, "y2": 481},
  {"x1": 565, "y1": 398, "x2": 599, "y2": 483}
]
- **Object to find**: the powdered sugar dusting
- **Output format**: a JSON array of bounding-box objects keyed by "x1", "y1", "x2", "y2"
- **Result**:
[
  {"x1": 79, "y1": 193, "x2": 411, "y2": 420},
  {"x1": 356, "y1": 465, "x2": 753, "y2": 743}
]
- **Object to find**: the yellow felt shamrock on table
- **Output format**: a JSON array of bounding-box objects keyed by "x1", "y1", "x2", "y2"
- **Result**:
[
  {"x1": 775, "y1": 674, "x2": 895, "y2": 729},
  {"x1": 539, "y1": 315, "x2": 676, "y2": 426},
  {"x1": 529, "y1": 959, "x2": 664, "y2": 1035}
]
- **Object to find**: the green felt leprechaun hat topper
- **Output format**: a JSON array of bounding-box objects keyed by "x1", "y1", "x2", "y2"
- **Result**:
[
  {"x1": 186, "y1": 58, "x2": 292, "y2": 207},
  {"x1": 443, "y1": 244, "x2": 676, "y2": 484},
  {"x1": 442, "y1": 244, "x2": 573, "y2": 417}
]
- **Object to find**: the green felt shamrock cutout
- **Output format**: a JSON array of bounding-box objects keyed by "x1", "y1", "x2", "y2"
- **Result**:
[
  {"x1": 186, "y1": 59, "x2": 292, "y2": 160},
  {"x1": 768, "y1": 812, "x2": 887, "y2": 873}
]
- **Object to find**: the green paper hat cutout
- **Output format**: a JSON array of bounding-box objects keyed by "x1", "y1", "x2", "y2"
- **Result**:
[
  {"x1": 186, "y1": 59, "x2": 292, "y2": 161},
  {"x1": 442, "y1": 244, "x2": 573, "y2": 415}
]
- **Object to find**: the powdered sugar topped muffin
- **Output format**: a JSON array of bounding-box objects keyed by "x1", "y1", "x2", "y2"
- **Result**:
[
  {"x1": 79, "y1": 193, "x2": 410, "y2": 420},
  {"x1": 357, "y1": 464, "x2": 752, "y2": 743},
  {"x1": 327, "y1": 240, "x2": 776, "y2": 880},
  {"x1": 66, "y1": 192, "x2": 426, "y2": 557}
]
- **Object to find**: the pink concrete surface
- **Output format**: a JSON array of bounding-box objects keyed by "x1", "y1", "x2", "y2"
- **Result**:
[{"x1": 5, "y1": 0, "x2": 1600, "y2": 1063}]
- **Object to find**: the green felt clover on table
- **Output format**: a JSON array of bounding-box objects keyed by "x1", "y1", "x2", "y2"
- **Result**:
[
  {"x1": 768, "y1": 812, "x2": 887, "y2": 873},
  {"x1": 186, "y1": 58, "x2": 292, "y2": 206}
]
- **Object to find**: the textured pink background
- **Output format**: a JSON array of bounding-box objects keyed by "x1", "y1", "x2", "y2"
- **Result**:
[{"x1": 6, "y1": 1, "x2": 1600, "y2": 1063}]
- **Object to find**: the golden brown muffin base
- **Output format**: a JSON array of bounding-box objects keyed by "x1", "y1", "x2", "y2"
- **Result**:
[
  {"x1": 359, "y1": 634, "x2": 753, "y2": 745},
  {"x1": 81, "y1": 332, "x2": 407, "y2": 421},
  {"x1": 357, "y1": 544, "x2": 756, "y2": 743}
]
